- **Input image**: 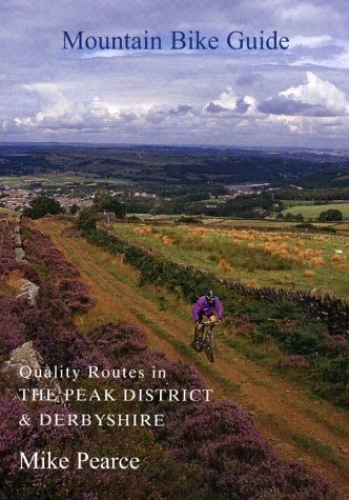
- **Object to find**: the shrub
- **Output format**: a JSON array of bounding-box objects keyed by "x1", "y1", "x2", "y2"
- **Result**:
[{"x1": 23, "y1": 196, "x2": 63, "y2": 219}]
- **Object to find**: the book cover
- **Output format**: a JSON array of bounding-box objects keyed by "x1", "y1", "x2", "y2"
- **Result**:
[{"x1": 1, "y1": 1, "x2": 348, "y2": 499}]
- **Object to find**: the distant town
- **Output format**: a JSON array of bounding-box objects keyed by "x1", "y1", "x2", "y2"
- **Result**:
[{"x1": 0, "y1": 143, "x2": 348, "y2": 221}]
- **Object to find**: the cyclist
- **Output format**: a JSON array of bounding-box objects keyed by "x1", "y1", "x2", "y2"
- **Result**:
[{"x1": 192, "y1": 290, "x2": 223, "y2": 351}]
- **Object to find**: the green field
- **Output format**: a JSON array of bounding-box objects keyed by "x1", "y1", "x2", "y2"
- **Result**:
[
  {"x1": 108, "y1": 222, "x2": 349, "y2": 298},
  {"x1": 0, "y1": 173, "x2": 130, "y2": 188},
  {"x1": 282, "y1": 202, "x2": 349, "y2": 219},
  {"x1": 0, "y1": 207, "x2": 16, "y2": 214}
]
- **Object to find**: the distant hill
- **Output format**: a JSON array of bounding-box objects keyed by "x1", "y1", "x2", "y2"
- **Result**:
[{"x1": 0, "y1": 143, "x2": 348, "y2": 189}]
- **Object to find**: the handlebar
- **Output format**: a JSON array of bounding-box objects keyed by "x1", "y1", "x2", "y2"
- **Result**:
[{"x1": 200, "y1": 318, "x2": 220, "y2": 325}]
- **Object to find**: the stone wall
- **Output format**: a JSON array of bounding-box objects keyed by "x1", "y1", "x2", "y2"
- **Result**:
[{"x1": 222, "y1": 278, "x2": 349, "y2": 335}]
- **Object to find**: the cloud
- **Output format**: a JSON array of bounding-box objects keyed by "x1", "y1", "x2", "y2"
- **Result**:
[
  {"x1": 289, "y1": 45, "x2": 349, "y2": 70},
  {"x1": 0, "y1": 0, "x2": 348, "y2": 149},
  {"x1": 259, "y1": 72, "x2": 349, "y2": 117},
  {"x1": 235, "y1": 72, "x2": 262, "y2": 87},
  {"x1": 13, "y1": 84, "x2": 119, "y2": 130},
  {"x1": 203, "y1": 87, "x2": 256, "y2": 115},
  {"x1": 2, "y1": 63, "x2": 349, "y2": 149},
  {"x1": 22, "y1": 84, "x2": 84, "y2": 125},
  {"x1": 204, "y1": 102, "x2": 226, "y2": 114},
  {"x1": 9, "y1": 83, "x2": 195, "y2": 134},
  {"x1": 169, "y1": 104, "x2": 193, "y2": 116},
  {"x1": 280, "y1": 72, "x2": 349, "y2": 115},
  {"x1": 259, "y1": 98, "x2": 333, "y2": 117},
  {"x1": 279, "y1": 2, "x2": 345, "y2": 35},
  {"x1": 291, "y1": 35, "x2": 332, "y2": 49}
]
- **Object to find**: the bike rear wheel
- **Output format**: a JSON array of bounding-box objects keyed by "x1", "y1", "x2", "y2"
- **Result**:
[{"x1": 204, "y1": 331, "x2": 215, "y2": 363}]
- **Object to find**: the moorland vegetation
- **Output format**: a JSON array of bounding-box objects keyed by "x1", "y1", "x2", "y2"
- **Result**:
[{"x1": 0, "y1": 216, "x2": 342, "y2": 498}]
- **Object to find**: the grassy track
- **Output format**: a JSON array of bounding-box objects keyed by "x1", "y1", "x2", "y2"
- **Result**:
[{"x1": 34, "y1": 218, "x2": 349, "y2": 498}]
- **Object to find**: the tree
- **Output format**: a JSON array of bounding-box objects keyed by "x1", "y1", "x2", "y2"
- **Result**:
[
  {"x1": 23, "y1": 196, "x2": 63, "y2": 219},
  {"x1": 70, "y1": 203, "x2": 80, "y2": 215},
  {"x1": 318, "y1": 209, "x2": 343, "y2": 222},
  {"x1": 294, "y1": 213, "x2": 304, "y2": 221},
  {"x1": 77, "y1": 207, "x2": 97, "y2": 232},
  {"x1": 283, "y1": 212, "x2": 304, "y2": 221},
  {"x1": 93, "y1": 191, "x2": 126, "y2": 218}
]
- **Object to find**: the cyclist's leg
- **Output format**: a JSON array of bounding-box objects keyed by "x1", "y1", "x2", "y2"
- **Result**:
[
  {"x1": 193, "y1": 315, "x2": 204, "y2": 350},
  {"x1": 194, "y1": 316, "x2": 204, "y2": 341}
]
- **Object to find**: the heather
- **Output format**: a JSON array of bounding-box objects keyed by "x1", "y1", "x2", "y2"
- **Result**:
[
  {"x1": 1, "y1": 320, "x2": 339, "y2": 499},
  {"x1": 88, "y1": 323, "x2": 339, "y2": 500},
  {"x1": 21, "y1": 225, "x2": 95, "y2": 313},
  {"x1": 0, "y1": 220, "x2": 340, "y2": 498},
  {"x1": 0, "y1": 394, "x2": 199, "y2": 500},
  {"x1": 0, "y1": 299, "x2": 27, "y2": 356}
]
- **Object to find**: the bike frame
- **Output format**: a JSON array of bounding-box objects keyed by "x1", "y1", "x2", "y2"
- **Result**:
[{"x1": 200, "y1": 318, "x2": 217, "y2": 362}]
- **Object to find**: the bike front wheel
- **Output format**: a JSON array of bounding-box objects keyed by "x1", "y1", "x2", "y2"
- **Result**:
[{"x1": 204, "y1": 332, "x2": 215, "y2": 363}]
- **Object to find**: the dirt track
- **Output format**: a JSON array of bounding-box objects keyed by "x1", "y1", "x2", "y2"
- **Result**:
[{"x1": 35, "y1": 219, "x2": 349, "y2": 498}]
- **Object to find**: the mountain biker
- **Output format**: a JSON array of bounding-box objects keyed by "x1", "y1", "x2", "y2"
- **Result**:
[{"x1": 192, "y1": 290, "x2": 223, "y2": 351}]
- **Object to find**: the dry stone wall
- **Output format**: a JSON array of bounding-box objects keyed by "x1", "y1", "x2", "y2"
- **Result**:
[
  {"x1": 222, "y1": 278, "x2": 349, "y2": 334},
  {"x1": 94, "y1": 227, "x2": 349, "y2": 335},
  {"x1": 0, "y1": 216, "x2": 62, "y2": 402}
]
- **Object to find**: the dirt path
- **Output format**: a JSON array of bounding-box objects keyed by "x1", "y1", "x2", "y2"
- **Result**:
[{"x1": 35, "y1": 220, "x2": 349, "y2": 498}]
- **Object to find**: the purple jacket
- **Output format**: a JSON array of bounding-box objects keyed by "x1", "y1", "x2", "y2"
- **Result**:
[{"x1": 192, "y1": 296, "x2": 224, "y2": 322}]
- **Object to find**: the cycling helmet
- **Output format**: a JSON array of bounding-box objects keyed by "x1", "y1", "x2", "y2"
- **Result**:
[{"x1": 205, "y1": 290, "x2": 215, "y2": 303}]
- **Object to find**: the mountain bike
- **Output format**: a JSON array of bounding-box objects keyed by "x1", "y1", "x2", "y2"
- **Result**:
[{"x1": 197, "y1": 319, "x2": 217, "y2": 363}]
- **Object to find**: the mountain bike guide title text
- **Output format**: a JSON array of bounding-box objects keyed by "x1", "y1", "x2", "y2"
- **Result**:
[{"x1": 62, "y1": 29, "x2": 290, "y2": 52}]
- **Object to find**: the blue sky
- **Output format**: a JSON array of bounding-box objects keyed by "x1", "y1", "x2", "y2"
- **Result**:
[{"x1": 1, "y1": 0, "x2": 348, "y2": 148}]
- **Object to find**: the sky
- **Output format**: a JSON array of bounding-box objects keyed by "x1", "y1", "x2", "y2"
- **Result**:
[{"x1": 1, "y1": 0, "x2": 349, "y2": 149}]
